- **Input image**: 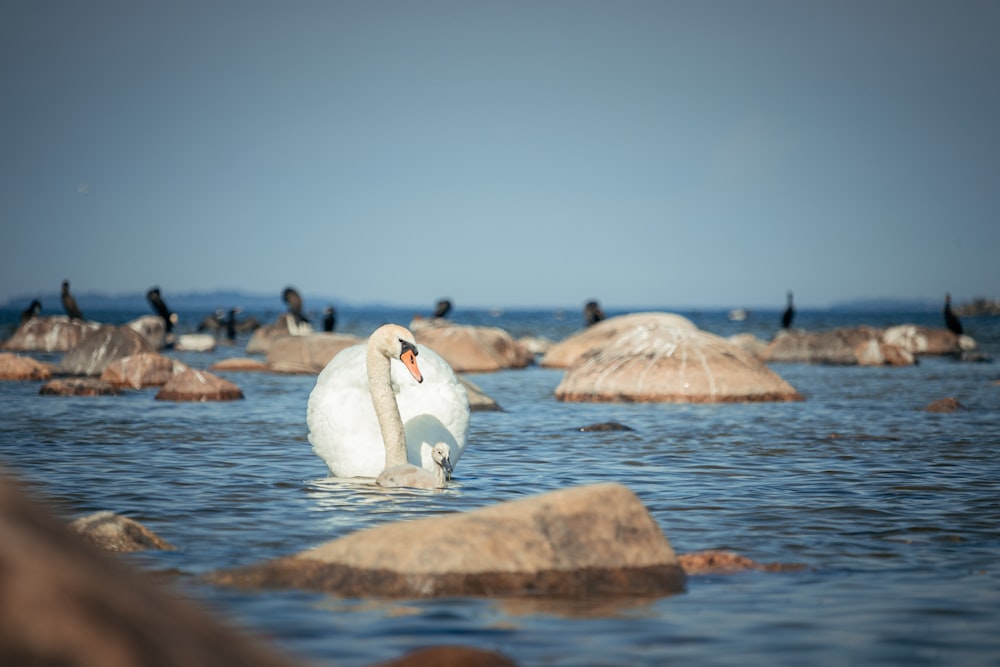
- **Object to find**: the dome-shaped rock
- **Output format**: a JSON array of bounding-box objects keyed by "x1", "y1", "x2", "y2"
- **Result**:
[
  {"x1": 0, "y1": 353, "x2": 54, "y2": 381},
  {"x1": 555, "y1": 314, "x2": 803, "y2": 403},
  {"x1": 100, "y1": 353, "x2": 188, "y2": 389},
  {"x1": 59, "y1": 325, "x2": 155, "y2": 376},
  {"x1": 411, "y1": 320, "x2": 532, "y2": 372},
  {"x1": 245, "y1": 314, "x2": 312, "y2": 355},
  {"x1": 2, "y1": 315, "x2": 102, "y2": 353},
  {"x1": 126, "y1": 315, "x2": 168, "y2": 350},
  {"x1": 155, "y1": 368, "x2": 243, "y2": 402},
  {"x1": 210, "y1": 483, "x2": 686, "y2": 599},
  {"x1": 541, "y1": 312, "x2": 698, "y2": 369},
  {"x1": 266, "y1": 333, "x2": 362, "y2": 374}
]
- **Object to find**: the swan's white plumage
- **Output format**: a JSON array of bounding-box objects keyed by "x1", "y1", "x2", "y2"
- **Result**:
[{"x1": 307, "y1": 337, "x2": 469, "y2": 478}]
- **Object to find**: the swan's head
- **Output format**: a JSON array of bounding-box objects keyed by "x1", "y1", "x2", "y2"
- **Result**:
[
  {"x1": 431, "y1": 442, "x2": 453, "y2": 479},
  {"x1": 371, "y1": 323, "x2": 423, "y2": 383}
]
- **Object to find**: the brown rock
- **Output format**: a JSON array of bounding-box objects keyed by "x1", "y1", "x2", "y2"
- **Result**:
[
  {"x1": 412, "y1": 320, "x2": 532, "y2": 373},
  {"x1": 100, "y1": 353, "x2": 189, "y2": 389},
  {"x1": 0, "y1": 353, "x2": 53, "y2": 381},
  {"x1": 266, "y1": 333, "x2": 362, "y2": 374},
  {"x1": 727, "y1": 333, "x2": 769, "y2": 358},
  {"x1": 678, "y1": 550, "x2": 807, "y2": 575},
  {"x1": 210, "y1": 357, "x2": 271, "y2": 372},
  {"x1": 924, "y1": 397, "x2": 968, "y2": 413},
  {"x1": 541, "y1": 313, "x2": 698, "y2": 369},
  {"x1": 39, "y1": 378, "x2": 120, "y2": 397},
  {"x1": 373, "y1": 646, "x2": 517, "y2": 667},
  {"x1": 155, "y1": 368, "x2": 244, "y2": 402},
  {"x1": 883, "y1": 325, "x2": 967, "y2": 356},
  {"x1": 125, "y1": 315, "x2": 168, "y2": 350},
  {"x1": 2, "y1": 315, "x2": 102, "y2": 352},
  {"x1": 69, "y1": 511, "x2": 176, "y2": 552},
  {"x1": 59, "y1": 325, "x2": 155, "y2": 376},
  {"x1": 210, "y1": 483, "x2": 686, "y2": 599},
  {"x1": 245, "y1": 314, "x2": 312, "y2": 355},
  {"x1": 853, "y1": 339, "x2": 916, "y2": 367},
  {"x1": 0, "y1": 469, "x2": 298, "y2": 667},
  {"x1": 555, "y1": 314, "x2": 803, "y2": 403}
]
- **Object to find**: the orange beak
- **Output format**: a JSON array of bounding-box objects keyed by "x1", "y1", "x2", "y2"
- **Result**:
[{"x1": 400, "y1": 349, "x2": 423, "y2": 383}]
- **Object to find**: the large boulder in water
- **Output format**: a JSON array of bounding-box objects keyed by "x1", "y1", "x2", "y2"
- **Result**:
[
  {"x1": 59, "y1": 325, "x2": 155, "y2": 376},
  {"x1": 266, "y1": 333, "x2": 362, "y2": 374},
  {"x1": 100, "y1": 353, "x2": 189, "y2": 389},
  {"x1": 411, "y1": 319, "x2": 532, "y2": 372},
  {"x1": 209, "y1": 483, "x2": 686, "y2": 599},
  {"x1": 2, "y1": 315, "x2": 102, "y2": 353},
  {"x1": 0, "y1": 353, "x2": 54, "y2": 381},
  {"x1": 0, "y1": 469, "x2": 299, "y2": 666},
  {"x1": 541, "y1": 312, "x2": 698, "y2": 369},
  {"x1": 155, "y1": 368, "x2": 244, "y2": 402},
  {"x1": 554, "y1": 313, "x2": 803, "y2": 403}
]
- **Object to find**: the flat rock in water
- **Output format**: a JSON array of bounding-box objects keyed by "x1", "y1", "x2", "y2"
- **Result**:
[
  {"x1": 209, "y1": 483, "x2": 686, "y2": 599},
  {"x1": 174, "y1": 333, "x2": 217, "y2": 352},
  {"x1": 0, "y1": 353, "x2": 54, "y2": 381},
  {"x1": 70, "y1": 511, "x2": 175, "y2": 552},
  {"x1": 155, "y1": 368, "x2": 244, "y2": 402},
  {"x1": 59, "y1": 325, "x2": 155, "y2": 376},
  {"x1": 677, "y1": 550, "x2": 807, "y2": 575},
  {"x1": 210, "y1": 357, "x2": 271, "y2": 372},
  {"x1": 555, "y1": 314, "x2": 803, "y2": 403},
  {"x1": 541, "y1": 312, "x2": 698, "y2": 369},
  {"x1": 39, "y1": 378, "x2": 119, "y2": 397},
  {"x1": 883, "y1": 325, "x2": 971, "y2": 355},
  {"x1": 266, "y1": 333, "x2": 362, "y2": 374},
  {"x1": 2, "y1": 315, "x2": 102, "y2": 353},
  {"x1": 100, "y1": 352, "x2": 188, "y2": 389},
  {"x1": 412, "y1": 319, "x2": 533, "y2": 372}
]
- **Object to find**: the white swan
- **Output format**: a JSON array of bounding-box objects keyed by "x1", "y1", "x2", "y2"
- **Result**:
[
  {"x1": 377, "y1": 442, "x2": 452, "y2": 489},
  {"x1": 306, "y1": 323, "x2": 469, "y2": 478}
]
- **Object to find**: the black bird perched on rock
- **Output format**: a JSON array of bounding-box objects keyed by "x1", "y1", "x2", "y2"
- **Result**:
[
  {"x1": 322, "y1": 306, "x2": 337, "y2": 332},
  {"x1": 433, "y1": 298, "x2": 452, "y2": 319},
  {"x1": 584, "y1": 300, "x2": 605, "y2": 327},
  {"x1": 146, "y1": 287, "x2": 176, "y2": 333},
  {"x1": 781, "y1": 291, "x2": 795, "y2": 329},
  {"x1": 61, "y1": 280, "x2": 84, "y2": 320},
  {"x1": 282, "y1": 287, "x2": 309, "y2": 324},
  {"x1": 225, "y1": 307, "x2": 241, "y2": 341},
  {"x1": 20, "y1": 299, "x2": 41, "y2": 324},
  {"x1": 944, "y1": 293, "x2": 963, "y2": 335}
]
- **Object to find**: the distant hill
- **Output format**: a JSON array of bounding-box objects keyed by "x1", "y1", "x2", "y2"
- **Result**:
[{"x1": 827, "y1": 297, "x2": 939, "y2": 313}]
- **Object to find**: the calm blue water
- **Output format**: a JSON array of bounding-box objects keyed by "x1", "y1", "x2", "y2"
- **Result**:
[{"x1": 2, "y1": 307, "x2": 999, "y2": 666}]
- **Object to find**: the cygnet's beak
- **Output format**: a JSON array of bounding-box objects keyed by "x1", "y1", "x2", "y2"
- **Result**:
[{"x1": 442, "y1": 456, "x2": 454, "y2": 480}]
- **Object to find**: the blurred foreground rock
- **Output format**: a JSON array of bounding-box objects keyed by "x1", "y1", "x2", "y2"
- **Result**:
[
  {"x1": 552, "y1": 313, "x2": 802, "y2": 403},
  {"x1": 0, "y1": 469, "x2": 299, "y2": 667},
  {"x1": 0, "y1": 353, "x2": 53, "y2": 381},
  {"x1": 210, "y1": 483, "x2": 686, "y2": 599}
]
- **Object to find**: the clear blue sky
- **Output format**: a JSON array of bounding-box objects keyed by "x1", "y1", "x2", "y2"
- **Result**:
[{"x1": 2, "y1": 1, "x2": 998, "y2": 310}]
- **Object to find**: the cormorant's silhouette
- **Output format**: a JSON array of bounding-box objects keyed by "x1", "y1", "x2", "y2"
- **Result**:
[
  {"x1": 781, "y1": 291, "x2": 795, "y2": 329},
  {"x1": 584, "y1": 300, "x2": 605, "y2": 326},
  {"x1": 433, "y1": 298, "x2": 452, "y2": 319},
  {"x1": 20, "y1": 299, "x2": 41, "y2": 324},
  {"x1": 225, "y1": 308, "x2": 240, "y2": 342},
  {"x1": 944, "y1": 293, "x2": 963, "y2": 335},
  {"x1": 282, "y1": 287, "x2": 309, "y2": 324},
  {"x1": 322, "y1": 306, "x2": 337, "y2": 332},
  {"x1": 146, "y1": 287, "x2": 176, "y2": 333},
  {"x1": 61, "y1": 280, "x2": 84, "y2": 320}
]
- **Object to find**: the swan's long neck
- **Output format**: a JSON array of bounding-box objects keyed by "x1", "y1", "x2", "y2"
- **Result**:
[{"x1": 367, "y1": 344, "x2": 408, "y2": 469}]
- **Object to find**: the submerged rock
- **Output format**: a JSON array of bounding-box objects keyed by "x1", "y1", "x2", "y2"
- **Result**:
[
  {"x1": 209, "y1": 483, "x2": 686, "y2": 599},
  {"x1": 70, "y1": 511, "x2": 176, "y2": 552},
  {"x1": 677, "y1": 550, "x2": 807, "y2": 575},
  {"x1": 39, "y1": 378, "x2": 120, "y2": 397},
  {"x1": 924, "y1": 397, "x2": 968, "y2": 413}
]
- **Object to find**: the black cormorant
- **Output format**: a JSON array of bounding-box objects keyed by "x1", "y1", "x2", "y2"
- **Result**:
[
  {"x1": 433, "y1": 298, "x2": 452, "y2": 319},
  {"x1": 781, "y1": 291, "x2": 795, "y2": 329},
  {"x1": 61, "y1": 280, "x2": 84, "y2": 320},
  {"x1": 322, "y1": 306, "x2": 337, "y2": 332},
  {"x1": 146, "y1": 287, "x2": 176, "y2": 332},
  {"x1": 20, "y1": 299, "x2": 41, "y2": 324},
  {"x1": 282, "y1": 287, "x2": 309, "y2": 324},
  {"x1": 584, "y1": 300, "x2": 605, "y2": 326},
  {"x1": 944, "y1": 293, "x2": 963, "y2": 335}
]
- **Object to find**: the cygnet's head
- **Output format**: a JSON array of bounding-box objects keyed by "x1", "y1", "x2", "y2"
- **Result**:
[{"x1": 432, "y1": 442, "x2": 453, "y2": 479}]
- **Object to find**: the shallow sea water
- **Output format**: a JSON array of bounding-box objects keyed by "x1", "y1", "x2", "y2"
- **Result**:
[{"x1": 1, "y1": 307, "x2": 999, "y2": 666}]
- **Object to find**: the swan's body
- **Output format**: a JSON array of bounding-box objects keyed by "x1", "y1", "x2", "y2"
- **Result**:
[
  {"x1": 377, "y1": 442, "x2": 452, "y2": 489},
  {"x1": 307, "y1": 324, "x2": 469, "y2": 478}
]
